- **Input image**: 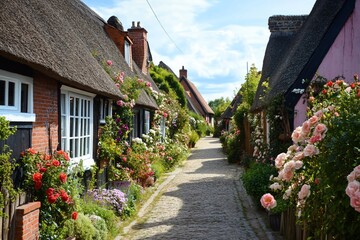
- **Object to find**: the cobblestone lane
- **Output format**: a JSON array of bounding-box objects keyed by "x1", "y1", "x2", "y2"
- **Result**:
[{"x1": 120, "y1": 137, "x2": 282, "y2": 240}]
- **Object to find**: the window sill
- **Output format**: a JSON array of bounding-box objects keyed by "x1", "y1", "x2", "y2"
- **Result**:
[{"x1": 0, "y1": 112, "x2": 36, "y2": 122}]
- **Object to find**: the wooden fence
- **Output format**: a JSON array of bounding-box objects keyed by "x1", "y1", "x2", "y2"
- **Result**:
[{"x1": 1, "y1": 191, "x2": 30, "y2": 240}]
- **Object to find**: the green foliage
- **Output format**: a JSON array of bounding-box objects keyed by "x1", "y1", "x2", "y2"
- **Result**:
[
  {"x1": 80, "y1": 199, "x2": 119, "y2": 238},
  {"x1": 188, "y1": 130, "x2": 200, "y2": 148},
  {"x1": 0, "y1": 117, "x2": 17, "y2": 217},
  {"x1": 241, "y1": 162, "x2": 277, "y2": 206},
  {"x1": 150, "y1": 65, "x2": 187, "y2": 108},
  {"x1": 240, "y1": 64, "x2": 261, "y2": 107},
  {"x1": 63, "y1": 213, "x2": 98, "y2": 240},
  {"x1": 208, "y1": 97, "x2": 231, "y2": 119}
]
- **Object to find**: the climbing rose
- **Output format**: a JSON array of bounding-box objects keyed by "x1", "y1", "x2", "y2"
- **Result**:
[
  {"x1": 33, "y1": 172, "x2": 42, "y2": 182},
  {"x1": 291, "y1": 126, "x2": 303, "y2": 143},
  {"x1": 298, "y1": 184, "x2": 311, "y2": 200},
  {"x1": 48, "y1": 193, "x2": 59, "y2": 204},
  {"x1": 303, "y1": 144, "x2": 319, "y2": 157},
  {"x1": 275, "y1": 153, "x2": 288, "y2": 169},
  {"x1": 46, "y1": 188, "x2": 54, "y2": 196},
  {"x1": 52, "y1": 160, "x2": 60, "y2": 167},
  {"x1": 60, "y1": 190, "x2": 69, "y2": 202},
  {"x1": 27, "y1": 148, "x2": 37, "y2": 155},
  {"x1": 260, "y1": 193, "x2": 277, "y2": 210},
  {"x1": 72, "y1": 212, "x2": 78, "y2": 220},
  {"x1": 59, "y1": 172, "x2": 67, "y2": 183}
]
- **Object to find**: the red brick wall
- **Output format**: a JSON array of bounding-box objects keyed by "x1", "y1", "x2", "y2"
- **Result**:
[
  {"x1": 14, "y1": 202, "x2": 41, "y2": 240},
  {"x1": 32, "y1": 72, "x2": 59, "y2": 154}
]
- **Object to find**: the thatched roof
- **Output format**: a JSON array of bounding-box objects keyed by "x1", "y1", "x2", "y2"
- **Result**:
[
  {"x1": 0, "y1": 0, "x2": 159, "y2": 110},
  {"x1": 254, "y1": 0, "x2": 354, "y2": 110},
  {"x1": 221, "y1": 94, "x2": 242, "y2": 119}
]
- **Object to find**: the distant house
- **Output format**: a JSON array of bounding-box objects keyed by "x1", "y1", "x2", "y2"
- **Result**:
[
  {"x1": 221, "y1": 93, "x2": 242, "y2": 131},
  {"x1": 252, "y1": 0, "x2": 358, "y2": 137},
  {"x1": 178, "y1": 66, "x2": 215, "y2": 126},
  {"x1": 0, "y1": 0, "x2": 158, "y2": 171}
]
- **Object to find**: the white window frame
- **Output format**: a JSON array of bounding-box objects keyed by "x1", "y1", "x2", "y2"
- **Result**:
[
  {"x1": 0, "y1": 69, "x2": 35, "y2": 122},
  {"x1": 124, "y1": 40, "x2": 131, "y2": 66},
  {"x1": 144, "y1": 110, "x2": 150, "y2": 134},
  {"x1": 61, "y1": 86, "x2": 95, "y2": 169},
  {"x1": 99, "y1": 98, "x2": 112, "y2": 124}
]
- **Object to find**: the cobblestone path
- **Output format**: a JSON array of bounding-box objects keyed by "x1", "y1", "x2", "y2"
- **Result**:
[{"x1": 121, "y1": 137, "x2": 282, "y2": 240}]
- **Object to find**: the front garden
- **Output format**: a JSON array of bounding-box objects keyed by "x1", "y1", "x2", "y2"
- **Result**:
[
  {"x1": 220, "y1": 73, "x2": 360, "y2": 239},
  {"x1": 0, "y1": 59, "x2": 212, "y2": 239}
]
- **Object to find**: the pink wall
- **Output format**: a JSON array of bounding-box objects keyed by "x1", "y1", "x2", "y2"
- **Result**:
[{"x1": 294, "y1": 0, "x2": 360, "y2": 128}]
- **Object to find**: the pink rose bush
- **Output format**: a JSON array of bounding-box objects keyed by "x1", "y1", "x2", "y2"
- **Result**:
[{"x1": 346, "y1": 166, "x2": 360, "y2": 213}]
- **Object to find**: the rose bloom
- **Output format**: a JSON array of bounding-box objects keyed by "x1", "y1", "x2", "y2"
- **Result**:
[
  {"x1": 106, "y1": 60, "x2": 112, "y2": 66},
  {"x1": 309, "y1": 115, "x2": 319, "y2": 126},
  {"x1": 314, "y1": 110, "x2": 323, "y2": 118},
  {"x1": 298, "y1": 184, "x2": 311, "y2": 200},
  {"x1": 284, "y1": 160, "x2": 296, "y2": 172},
  {"x1": 291, "y1": 127, "x2": 304, "y2": 143},
  {"x1": 347, "y1": 165, "x2": 360, "y2": 182},
  {"x1": 283, "y1": 188, "x2": 292, "y2": 200},
  {"x1": 282, "y1": 169, "x2": 294, "y2": 182},
  {"x1": 59, "y1": 172, "x2": 67, "y2": 183},
  {"x1": 52, "y1": 160, "x2": 60, "y2": 167},
  {"x1": 309, "y1": 134, "x2": 322, "y2": 144},
  {"x1": 350, "y1": 191, "x2": 360, "y2": 213},
  {"x1": 27, "y1": 148, "x2": 37, "y2": 155},
  {"x1": 303, "y1": 144, "x2": 319, "y2": 157},
  {"x1": 275, "y1": 153, "x2": 288, "y2": 169},
  {"x1": 260, "y1": 193, "x2": 277, "y2": 210},
  {"x1": 346, "y1": 180, "x2": 360, "y2": 198},
  {"x1": 269, "y1": 182, "x2": 283, "y2": 191},
  {"x1": 294, "y1": 160, "x2": 303, "y2": 170},
  {"x1": 293, "y1": 151, "x2": 304, "y2": 161},
  {"x1": 47, "y1": 193, "x2": 59, "y2": 204},
  {"x1": 46, "y1": 188, "x2": 54, "y2": 196},
  {"x1": 60, "y1": 190, "x2": 69, "y2": 202},
  {"x1": 314, "y1": 123, "x2": 327, "y2": 135},
  {"x1": 39, "y1": 167, "x2": 47, "y2": 173},
  {"x1": 301, "y1": 120, "x2": 311, "y2": 136},
  {"x1": 72, "y1": 212, "x2": 78, "y2": 220},
  {"x1": 33, "y1": 172, "x2": 42, "y2": 182}
]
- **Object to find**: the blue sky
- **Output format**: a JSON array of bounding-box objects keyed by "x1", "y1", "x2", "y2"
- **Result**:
[{"x1": 82, "y1": 0, "x2": 315, "y2": 102}]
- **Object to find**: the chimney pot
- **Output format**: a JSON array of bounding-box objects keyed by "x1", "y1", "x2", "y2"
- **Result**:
[
  {"x1": 179, "y1": 66, "x2": 187, "y2": 79},
  {"x1": 132, "y1": 21, "x2": 135, "y2": 28},
  {"x1": 137, "y1": 21, "x2": 141, "y2": 27}
]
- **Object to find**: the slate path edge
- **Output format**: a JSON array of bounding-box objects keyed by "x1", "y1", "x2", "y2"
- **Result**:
[{"x1": 116, "y1": 136, "x2": 283, "y2": 240}]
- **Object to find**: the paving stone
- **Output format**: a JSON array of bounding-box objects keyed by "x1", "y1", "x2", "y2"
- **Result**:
[{"x1": 121, "y1": 137, "x2": 283, "y2": 240}]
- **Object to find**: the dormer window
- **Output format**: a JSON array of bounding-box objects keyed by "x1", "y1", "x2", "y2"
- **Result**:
[{"x1": 124, "y1": 40, "x2": 131, "y2": 65}]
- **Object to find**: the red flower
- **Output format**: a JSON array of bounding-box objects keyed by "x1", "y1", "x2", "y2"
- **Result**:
[
  {"x1": 59, "y1": 190, "x2": 69, "y2": 202},
  {"x1": 71, "y1": 212, "x2": 78, "y2": 220},
  {"x1": 326, "y1": 81, "x2": 333, "y2": 87},
  {"x1": 357, "y1": 90, "x2": 360, "y2": 99},
  {"x1": 57, "y1": 150, "x2": 70, "y2": 161},
  {"x1": 27, "y1": 148, "x2": 36, "y2": 155},
  {"x1": 322, "y1": 89, "x2": 327, "y2": 95},
  {"x1": 47, "y1": 194, "x2": 59, "y2": 204},
  {"x1": 52, "y1": 160, "x2": 60, "y2": 167},
  {"x1": 40, "y1": 167, "x2": 47, "y2": 173},
  {"x1": 46, "y1": 188, "x2": 54, "y2": 196},
  {"x1": 34, "y1": 181, "x2": 42, "y2": 190},
  {"x1": 351, "y1": 83, "x2": 356, "y2": 89},
  {"x1": 59, "y1": 172, "x2": 67, "y2": 183},
  {"x1": 32, "y1": 172, "x2": 42, "y2": 182},
  {"x1": 106, "y1": 60, "x2": 112, "y2": 66}
]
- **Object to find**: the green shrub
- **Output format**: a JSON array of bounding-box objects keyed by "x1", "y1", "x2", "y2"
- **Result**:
[
  {"x1": 241, "y1": 162, "x2": 277, "y2": 206},
  {"x1": 188, "y1": 130, "x2": 199, "y2": 148},
  {"x1": 63, "y1": 213, "x2": 97, "y2": 240},
  {"x1": 80, "y1": 199, "x2": 119, "y2": 238}
]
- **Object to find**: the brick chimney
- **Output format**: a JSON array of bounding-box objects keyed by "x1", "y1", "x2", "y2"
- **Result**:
[
  {"x1": 268, "y1": 15, "x2": 307, "y2": 33},
  {"x1": 128, "y1": 21, "x2": 150, "y2": 74},
  {"x1": 179, "y1": 66, "x2": 187, "y2": 79}
]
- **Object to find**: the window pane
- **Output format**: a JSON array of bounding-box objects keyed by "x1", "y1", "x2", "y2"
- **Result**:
[
  {"x1": 80, "y1": 138, "x2": 83, "y2": 157},
  {"x1": 8, "y1": 81, "x2": 15, "y2": 106},
  {"x1": 87, "y1": 101, "x2": 90, "y2": 117},
  {"x1": 61, "y1": 116, "x2": 66, "y2": 137},
  {"x1": 21, "y1": 83, "x2": 29, "y2": 112},
  {"x1": 75, "y1": 98, "x2": 79, "y2": 116},
  {"x1": 70, "y1": 139, "x2": 74, "y2": 158},
  {"x1": 61, "y1": 138, "x2": 66, "y2": 151},
  {"x1": 75, "y1": 118, "x2": 79, "y2": 137},
  {"x1": 75, "y1": 139, "x2": 79, "y2": 158},
  {"x1": 86, "y1": 137, "x2": 90, "y2": 155},
  {"x1": 70, "y1": 97, "x2": 74, "y2": 115},
  {"x1": 104, "y1": 100, "x2": 109, "y2": 116},
  {"x1": 60, "y1": 94, "x2": 65, "y2": 115},
  {"x1": 83, "y1": 137, "x2": 86, "y2": 155},
  {"x1": 0, "y1": 80, "x2": 5, "y2": 105},
  {"x1": 87, "y1": 119, "x2": 90, "y2": 135},
  {"x1": 70, "y1": 117, "x2": 74, "y2": 137}
]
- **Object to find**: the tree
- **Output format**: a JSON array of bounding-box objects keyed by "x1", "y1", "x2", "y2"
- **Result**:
[{"x1": 208, "y1": 97, "x2": 231, "y2": 119}]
